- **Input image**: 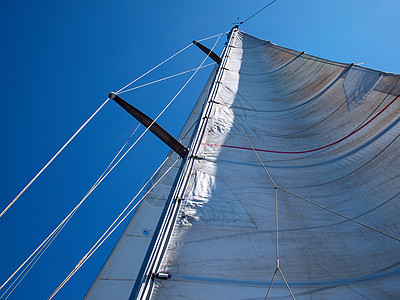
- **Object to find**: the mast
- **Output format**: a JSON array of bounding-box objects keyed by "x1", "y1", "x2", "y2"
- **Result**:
[{"x1": 130, "y1": 26, "x2": 239, "y2": 300}]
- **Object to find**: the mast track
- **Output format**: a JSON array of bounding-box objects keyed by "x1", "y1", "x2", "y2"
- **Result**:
[{"x1": 130, "y1": 27, "x2": 238, "y2": 300}]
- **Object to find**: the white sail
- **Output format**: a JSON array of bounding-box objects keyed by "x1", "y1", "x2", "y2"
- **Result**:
[
  {"x1": 90, "y1": 27, "x2": 400, "y2": 299},
  {"x1": 148, "y1": 29, "x2": 400, "y2": 299}
]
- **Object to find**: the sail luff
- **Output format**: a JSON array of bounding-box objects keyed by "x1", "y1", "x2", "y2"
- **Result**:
[{"x1": 132, "y1": 27, "x2": 239, "y2": 300}]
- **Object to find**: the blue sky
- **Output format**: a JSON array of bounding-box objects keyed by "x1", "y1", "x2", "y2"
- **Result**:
[{"x1": 1, "y1": 0, "x2": 400, "y2": 299}]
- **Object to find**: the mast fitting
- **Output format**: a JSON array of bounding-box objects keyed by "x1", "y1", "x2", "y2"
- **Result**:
[
  {"x1": 109, "y1": 92, "x2": 117, "y2": 99},
  {"x1": 156, "y1": 272, "x2": 171, "y2": 280}
]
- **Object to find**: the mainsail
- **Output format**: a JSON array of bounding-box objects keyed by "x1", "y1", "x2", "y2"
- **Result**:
[{"x1": 86, "y1": 27, "x2": 400, "y2": 299}]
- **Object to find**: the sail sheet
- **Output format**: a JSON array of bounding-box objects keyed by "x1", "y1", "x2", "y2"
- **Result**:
[{"x1": 146, "y1": 29, "x2": 400, "y2": 299}]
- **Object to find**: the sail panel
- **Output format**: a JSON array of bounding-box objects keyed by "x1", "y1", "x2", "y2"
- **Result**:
[{"x1": 150, "y1": 29, "x2": 400, "y2": 299}]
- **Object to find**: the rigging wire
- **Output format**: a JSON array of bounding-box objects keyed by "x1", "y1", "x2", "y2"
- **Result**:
[
  {"x1": 220, "y1": 76, "x2": 297, "y2": 300},
  {"x1": 217, "y1": 97, "x2": 277, "y2": 187},
  {"x1": 0, "y1": 98, "x2": 109, "y2": 220},
  {"x1": 1, "y1": 220, "x2": 67, "y2": 300},
  {"x1": 278, "y1": 187, "x2": 400, "y2": 242},
  {"x1": 0, "y1": 124, "x2": 141, "y2": 296},
  {"x1": 118, "y1": 63, "x2": 216, "y2": 95},
  {"x1": 214, "y1": 92, "x2": 400, "y2": 244},
  {"x1": 48, "y1": 156, "x2": 181, "y2": 300},
  {"x1": 211, "y1": 28, "x2": 293, "y2": 296},
  {"x1": 92, "y1": 124, "x2": 141, "y2": 187},
  {"x1": 0, "y1": 41, "x2": 197, "y2": 220},
  {"x1": 1, "y1": 31, "x2": 222, "y2": 221},
  {"x1": 0, "y1": 32, "x2": 224, "y2": 297},
  {"x1": 115, "y1": 44, "x2": 192, "y2": 94},
  {"x1": 264, "y1": 188, "x2": 295, "y2": 300},
  {"x1": 48, "y1": 33, "x2": 223, "y2": 299},
  {"x1": 197, "y1": 32, "x2": 228, "y2": 42},
  {"x1": 240, "y1": 0, "x2": 279, "y2": 25},
  {"x1": 116, "y1": 32, "x2": 226, "y2": 95}
]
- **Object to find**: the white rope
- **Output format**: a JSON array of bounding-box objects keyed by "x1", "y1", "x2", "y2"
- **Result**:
[
  {"x1": 234, "y1": 115, "x2": 277, "y2": 187},
  {"x1": 197, "y1": 32, "x2": 227, "y2": 42},
  {"x1": 93, "y1": 124, "x2": 140, "y2": 187},
  {"x1": 116, "y1": 44, "x2": 192, "y2": 94},
  {"x1": 111, "y1": 32, "x2": 222, "y2": 166},
  {"x1": 278, "y1": 187, "x2": 400, "y2": 242},
  {"x1": 1, "y1": 219, "x2": 67, "y2": 300},
  {"x1": 265, "y1": 268, "x2": 277, "y2": 299},
  {"x1": 0, "y1": 39, "x2": 197, "y2": 220},
  {"x1": 218, "y1": 98, "x2": 277, "y2": 187},
  {"x1": 264, "y1": 189, "x2": 295, "y2": 300},
  {"x1": 0, "y1": 124, "x2": 141, "y2": 295},
  {"x1": 1, "y1": 33, "x2": 224, "y2": 296},
  {"x1": 213, "y1": 31, "x2": 292, "y2": 298},
  {"x1": 275, "y1": 188, "x2": 279, "y2": 265},
  {"x1": 118, "y1": 63, "x2": 216, "y2": 95},
  {"x1": 48, "y1": 156, "x2": 181, "y2": 300},
  {"x1": 116, "y1": 31, "x2": 226, "y2": 94},
  {"x1": 48, "y1": 33, "x2": 223, "y2": 299},
  {"x1": 278, "y1": 269, "x2": 295, "y2": 299},
  {"x1": 0, "y1": 98, "x2": 109, "y2": 220}
]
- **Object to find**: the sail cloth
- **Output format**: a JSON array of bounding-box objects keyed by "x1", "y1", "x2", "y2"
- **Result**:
[{"x1": 88, "y1": 28, "x2": 400, "y2": 299}]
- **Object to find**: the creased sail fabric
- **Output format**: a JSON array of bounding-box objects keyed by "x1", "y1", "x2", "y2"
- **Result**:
[{"x1": 150, "y1": 30, "x2": 400, "y2": 299}]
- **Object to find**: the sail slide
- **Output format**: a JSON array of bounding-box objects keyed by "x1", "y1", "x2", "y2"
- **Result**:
[{"x1": 87, "y1": 28, "x2": 400, "y2": 299}]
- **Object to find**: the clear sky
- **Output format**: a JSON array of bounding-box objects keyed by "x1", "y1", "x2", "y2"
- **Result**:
[{"x1": 1, "y1": 0, "x2": 400, "y2": 299}]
